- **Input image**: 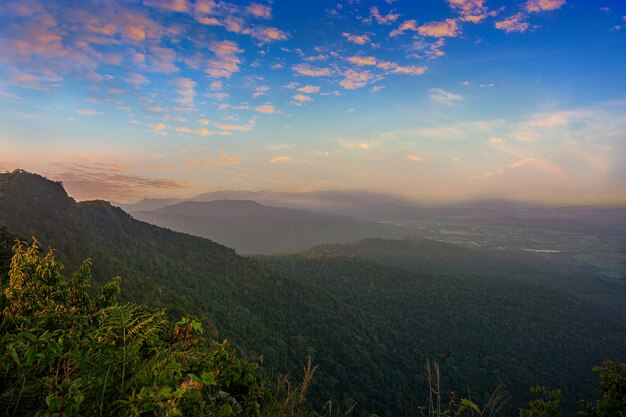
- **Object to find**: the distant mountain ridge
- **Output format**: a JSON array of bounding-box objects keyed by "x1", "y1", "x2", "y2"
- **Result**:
[{"x1": 132, "y1": 199, "x2": 410, "y2": 254}]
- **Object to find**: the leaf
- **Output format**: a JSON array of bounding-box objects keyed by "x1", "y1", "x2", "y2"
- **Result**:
[
  {"x1": 217, "y1": 403, "x2": 233, "y2": 417},
  {"x1": 460, "y1": 398, "x2": 481, "y2": 413},
  {"x1": 201, "y1": 371, "x2": 217, "y2": 386}
]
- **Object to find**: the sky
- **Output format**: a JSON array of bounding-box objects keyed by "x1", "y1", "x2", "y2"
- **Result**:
[{"x1": 0, "y1": 0, "x2": 625, "y2": 205}]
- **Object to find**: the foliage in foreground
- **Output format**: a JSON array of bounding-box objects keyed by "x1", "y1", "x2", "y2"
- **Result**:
[{"x1": 0, "y1": 240, "x2": 268, "y2": 416}]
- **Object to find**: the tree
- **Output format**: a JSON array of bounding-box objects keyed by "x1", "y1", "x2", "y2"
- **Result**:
[{"x1": 577, "y1": 360, "x2": 626, "y2": 417}]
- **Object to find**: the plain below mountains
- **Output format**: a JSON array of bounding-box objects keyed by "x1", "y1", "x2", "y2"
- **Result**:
[{"x1": 132, "y1": 200, "x2": 409, "y2": 254}]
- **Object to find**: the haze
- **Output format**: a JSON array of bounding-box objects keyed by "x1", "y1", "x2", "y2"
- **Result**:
[{"x1": 1, "y1": 0, "x2": 625, "y2": 205}]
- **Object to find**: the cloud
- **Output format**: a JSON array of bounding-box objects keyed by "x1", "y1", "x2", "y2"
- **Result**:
[
  {"x1": 367, "y1": 6, "x2": 400, "y2": 25},
  {"x1": 148, "y1": 46, "x2": 179, "y2": 73},
  {"x1": 10, "y1": 70, "x2": 62, "y2": 90},
  {"x1": 174, "y1": 77, "x2": 196, "y2": 106},
  {"x1": 255, "y1": 104, "x2": 278, "y2": 113},
  {"x1": 186, "y1": 152, "x2": 240, "y2": 168},
  {"x1": 206, "y1": 40, "x2": 242, "y2": 78},
  {"x1": 509, "y1": 158, "x2": 536, "y2": 168},
  {"x1": 292, "y1": 94, "x2": 311, "y2": 102},
  {"x1": 298, "y1": 85, "x2": 320, "y2": 93},
  {"x1": 495, "y1": 13, "x2": 529, "y2": 32},
  {"x1": 390, "y1": 20, "x2": 418, "y2": 37},
  {"x1": 76, "y1": 108, "x2": 103, "y2": 115},
  {"x1": 340, "y1": 140, "x2": 380, "y2": 150},
  {"x1": 377, "y1": 61, "x2": 427, "y2": 76},
  {"x1": 407, "y1": 154, "x2": 423, "y2": 161},
  {"x1": 216, "y1": 123, "x2": 253, "y2": 131},
  {"x1": 270, "y1": 156, "x2": 306, "y2": 164},
  {"x1": 293, "y1": 64, "x2": 332, "y2": 77},
  {"x1": 265, "y1": 143, "x2": 292, "y2": 151},
  {"x1": 250, "y1": 26, "x2": 288, "y2": 42},
  {"x1": 369, "y1": 85, "x2": 385, "y2": 93},
  {"x1": 447, "y1": 0, "x2": 493, "y2": 23},
  {"x1": 339, "y1": 69, "x2": 372, "y2": 90},
  {"x1": 489, "y1": 137, "x2": 505, "y2": 145},
  {"x1": 429, "y1": 88, "x2": 464, "y2": 105},
  {"x1": 342, "y1": 32, "x2": 370, "y2": 44},
  {"x1": 418, "y1": 19, "x2": 460, "y2": 37},
  {"x1": 189, "y1": 126, "x2": 227, "y2": 136},
  {"x1": 411, "y1": 38, "x2": 447, "y2": 60},
  {"x1": 347, "y1": 56, "x2": 377, "y2": 66},
  {"x1": 125, "y1": 73, "x2": 149, "y2": 86},
  {"x1": 246, "y1": 3, "x2": 272, "y2": 18},
  {"x1": 525, "y1": 0, "x2": 566, "y2": 13},
  {"x1": 144, "y1": 0, "x2": 189, "y2": 13},
  {"x1": 48, "y1": 162, "x2": 187, "y2": 200},
  {"x1": 152, "y1": 123, "x2": 168, "y2": 134}
]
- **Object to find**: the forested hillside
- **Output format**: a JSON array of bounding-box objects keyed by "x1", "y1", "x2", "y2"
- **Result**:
[{"x1": 1, "y1": 171, "x2": 624, "y2": 416}]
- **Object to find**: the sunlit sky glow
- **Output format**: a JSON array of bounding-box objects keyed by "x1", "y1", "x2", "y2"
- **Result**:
[{"x1": 1, "y1": 0, "x2": 625, "y2": 204}]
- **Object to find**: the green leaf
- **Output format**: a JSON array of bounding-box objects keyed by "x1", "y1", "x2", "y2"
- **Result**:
[
  {"x1": 460, "y1": 398, "x2": 481, "y2": 413},
  {"x1": 46, "y1": 394, "x2": 62, "y2": 412},
  {"x1": 201, "y1": 371, "x2": 217, "y2": 386},
  {"x1": 217, "y1": 403, "x2": 233, "y2": 417}
]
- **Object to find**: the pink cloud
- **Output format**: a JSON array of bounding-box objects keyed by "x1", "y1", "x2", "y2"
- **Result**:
[
  {"x1": 125, "y1": 72, "x2": 149, "y2": 86},
  {"x1": 495, "y1": 13, "x2": 530, "y2": 33},
  {"x1": 342, "y1": 32, "x2": 370, "y2": 45},
  {"x1": 250, "y1": 26, "x2": 288, "y2": 42},
  {"x1": 293, "y1": 64, "x2": 332, "y2": 77},
  {"x1": 447, "y1": 0, "x2": 493, "y2": 23},
  {"x1": 298, "y1": 85, "x2": 320, "y2": 93},
  {"x1": 339, "y1": 69, "x2": 372, "y2": 90},
  {"x1": 144, "y1": 0, "x2": 189, "y2": 13},
  {"x1": 255, "y1": 104, "x2": 279, "y2": 113},
  {"x1": 377, "y1": 61, "x2": 427, "y2": 76},
  {"x1": 418, "y1": 19, "x2": 460, "y2": 37},
  {"x1": 292, "y1": 94, "x2": 311, "y2": 102},
  {"x1": 368, "y1": 6, "x2": 400, "y2": 25},
  {"x1": 147, "y1": 46, "x2": 178, "y2": 73},
  {"x1": 49, "y1": 162, "x2": 187, "y2": 200},
  {"x1": 216, "y1": 123, "x2": 253, "y2": 131},
  {"x1": 246, "y1": 3, "x2": 272, "y2": 18},
  {"x1": 206, "y1": 40, "x2": 241, "y2": 78},
  {"x1": 389, "y1": 20, "x2": 418, "y2": 37},
  {"x1": 526, "y1": 0, "x2": 566, "y2": 13},
  {"x1": 411, "y1": 38, "x2": 446, "y2": 60},
  {"x1": 347, "y1": 56, "x2": 377, "y2": 66},
  {"x1": 174, "y1": 77, "x2": 196, "y2": 106}
]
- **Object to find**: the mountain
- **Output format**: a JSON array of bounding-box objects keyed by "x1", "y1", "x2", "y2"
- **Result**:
[
  {"x1": 117, "y1": 189, "x2": 420, "y2": 220},
  {"x1": 113, "y1": 197, "x2": 183, "y2": 212},
  {"x1": 1, "y1": 170, "x2": 624, "y2": 416},
  {"x1": 132, "y1": 200, "x2": 410, "y2": 254}
]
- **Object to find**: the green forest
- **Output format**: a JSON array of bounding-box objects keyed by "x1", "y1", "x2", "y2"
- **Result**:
[{"x1": 1, "y1": 171, "x2": 625, "y2": 416}]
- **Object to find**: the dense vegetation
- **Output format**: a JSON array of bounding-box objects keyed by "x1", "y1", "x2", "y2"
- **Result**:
[
  {"x1": 0, "y1": 240, "x2": 324, "y2": 416},
  {"x1": 1, "y1": 171, "x2": 624, "y2": 416}
]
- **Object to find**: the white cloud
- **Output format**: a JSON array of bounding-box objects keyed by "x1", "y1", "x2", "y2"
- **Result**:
[{"x1": 429, "y1": 88, "x2": 464, "y2": 105}]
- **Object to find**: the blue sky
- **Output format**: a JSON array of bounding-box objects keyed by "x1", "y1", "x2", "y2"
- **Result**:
[{"x1": 1, "y1": 0, "x2": 625, "y2": 204}]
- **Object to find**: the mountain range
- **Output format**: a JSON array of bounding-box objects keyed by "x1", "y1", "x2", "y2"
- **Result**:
[
  {"x1": 1, "y1": 170, "x2": 624, "y2": 416},
  {"x1": 132, "y1": 200, "x2": 409, "y2": 254}
]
